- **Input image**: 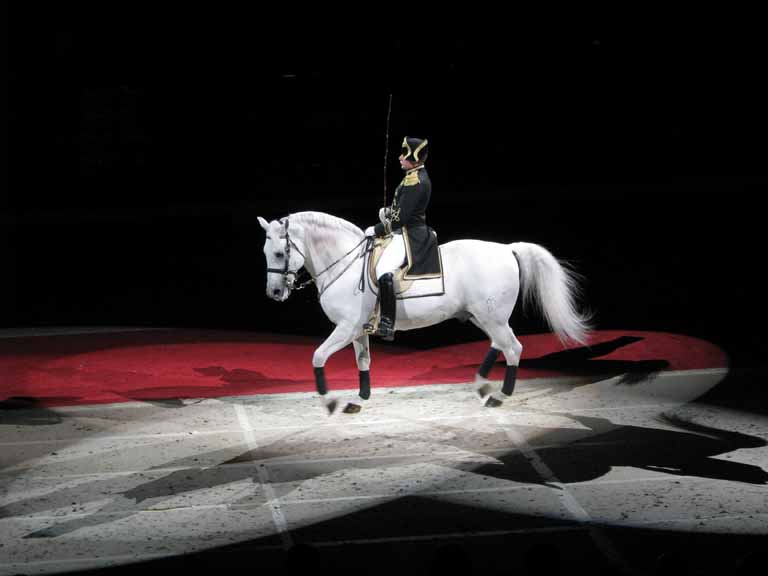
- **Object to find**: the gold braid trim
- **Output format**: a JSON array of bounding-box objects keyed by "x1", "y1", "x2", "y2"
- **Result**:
[{"x1": 413, "y1": 139, "x2": 428, "y2": 162}]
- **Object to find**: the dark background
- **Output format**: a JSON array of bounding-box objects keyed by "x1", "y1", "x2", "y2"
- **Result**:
[
  {"x1": 2, "y1": 9, "x2": 768, "y2": 573},
  {"x1": 3, "y1": 7, "x2": 763, "y2": 368}
]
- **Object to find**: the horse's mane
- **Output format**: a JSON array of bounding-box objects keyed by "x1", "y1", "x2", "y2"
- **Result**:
[{"x1": 288, "y1": 211, "x2": 363, "y2": 240}]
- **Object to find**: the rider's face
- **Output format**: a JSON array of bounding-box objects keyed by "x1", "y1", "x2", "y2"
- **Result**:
[{"x1": 399, "y1": 154, "x2": 416, "y2": 170}]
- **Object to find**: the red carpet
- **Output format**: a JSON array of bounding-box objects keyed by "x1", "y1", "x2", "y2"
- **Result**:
[{"x1": 0, "y1": 330, "x2": 728, "y2": 407}]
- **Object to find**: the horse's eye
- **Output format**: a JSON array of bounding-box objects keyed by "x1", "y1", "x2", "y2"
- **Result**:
[{"x1": 275, "y1": 253, "x2": 284, "y2": 259}]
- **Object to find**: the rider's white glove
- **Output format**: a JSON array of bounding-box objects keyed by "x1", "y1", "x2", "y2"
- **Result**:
[{"x1": 364, "y1": 226, "x2": 376, "y2": 237}]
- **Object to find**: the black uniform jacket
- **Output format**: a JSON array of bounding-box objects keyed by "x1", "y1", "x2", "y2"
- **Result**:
[{"x1": 373, "y1": 166, "x2": 441, "y2": 278}]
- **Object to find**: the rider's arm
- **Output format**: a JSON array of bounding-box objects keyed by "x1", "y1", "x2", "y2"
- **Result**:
[
  {"x1": 372, "y1": 171, "x2": 429, "y2": 236},
  {"x1": 373, "y1": 209, "x2": 392, "y2": 236},
  {"x1": 373, "y1": 222, "x2": 390, "y2": 236},
  {"x1": 389, "y1": 179, "x2": 429, "y2": 232}
]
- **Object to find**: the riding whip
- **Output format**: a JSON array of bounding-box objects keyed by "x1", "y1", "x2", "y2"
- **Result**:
[{"x1": 383, "y1": 93, "x2": 393, "y2": 207}]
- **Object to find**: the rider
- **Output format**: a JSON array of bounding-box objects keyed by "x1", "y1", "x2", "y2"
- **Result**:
[{"x1": 364, "y1": 136, "x2": 432, "y2": 341}]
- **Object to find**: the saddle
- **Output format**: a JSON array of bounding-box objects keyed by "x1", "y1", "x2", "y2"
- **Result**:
[
  {"x1": 364, "y1": 234, "x2": 445, "y2": 335},
  {"x1": 368, "y1": 236, "x2": 413, "y2": 293}
]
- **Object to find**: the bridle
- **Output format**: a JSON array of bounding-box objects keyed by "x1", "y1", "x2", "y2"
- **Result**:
[
  {"x1": 265, "y1": 217, "x2": 372, "y2": 296},
  {"x1": 265, "y1": 218, "x2": 309, "y2": 291}
]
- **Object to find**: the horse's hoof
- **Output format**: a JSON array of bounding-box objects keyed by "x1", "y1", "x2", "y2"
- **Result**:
[
  {"x1": 475, "y1": 382, "x2": 493, "y2": 402},
  {"x1": 485, "y1": 395, "x2": 504, "y2": 408},
  {"x1": 323, "y1": 398, "x2": 339, "y2": 415},
  {"x1": 343, "y1": 402, "x2": 362, "y2": 414}
]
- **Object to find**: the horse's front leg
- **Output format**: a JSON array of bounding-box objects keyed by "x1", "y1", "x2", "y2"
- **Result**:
[
  {"x1": 342, "y1": 334, "x2": 371, "y2": 414},
  {"x1": 313, "y1": 323, "x2": 357, "y2": 415}
]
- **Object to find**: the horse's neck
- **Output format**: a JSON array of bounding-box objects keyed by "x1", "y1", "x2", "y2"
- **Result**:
[{"x1": 297, "y1": 216, "x2": 363, "y2": 283}]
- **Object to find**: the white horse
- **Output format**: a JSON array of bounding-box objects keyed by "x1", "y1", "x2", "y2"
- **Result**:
[{"x1": 258, "y1": 211, "x2": 592, "y2": 414}]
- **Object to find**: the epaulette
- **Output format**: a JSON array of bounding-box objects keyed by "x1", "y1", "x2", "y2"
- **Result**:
[{"x1": 403, "y1": 170, "x2": 420, "y2": 187}]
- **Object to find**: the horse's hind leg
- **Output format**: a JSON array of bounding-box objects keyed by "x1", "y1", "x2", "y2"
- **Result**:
[
  {"x1": 342, "y1": 334, "x2": 371, "y2": 414},
  {"x1": 474, "y1": 346, "x2": 500, "y2": 401},
  {"x1": 477, "y1": 347, "x2": 501, "y2": 380},
  {"x1": 469, "y1": 318, "x2": 499, "y2": 400},
  {"x1": 477, "y1": 321, "x2": 523, "y2": 408}
]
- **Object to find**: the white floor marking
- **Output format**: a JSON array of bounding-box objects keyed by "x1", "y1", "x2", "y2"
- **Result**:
[
  {"x1": 496, "y1": 413, "x2": 639, "y2": 576},
  {"x1": 0, "y1": 470, "x2": 729, "y2": 521},
  {"x1": 0, "y1": 398, "x2": 719, "y2": 449},
  {"x1": 234, "y1": 404, "x2": 293, "y2": 550},
  {"x1": 0, "y1": 442, "x2": 649, "y2": 481}
]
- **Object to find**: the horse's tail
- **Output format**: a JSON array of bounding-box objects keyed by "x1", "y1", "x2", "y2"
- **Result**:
[{"x1": 509, "y1": 242, "x2": 593, "y2": 346}]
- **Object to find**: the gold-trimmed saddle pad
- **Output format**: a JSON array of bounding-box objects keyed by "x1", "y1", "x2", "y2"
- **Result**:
[{"x1": 367, "y1": 237, "x2": 445, "y2": 299}]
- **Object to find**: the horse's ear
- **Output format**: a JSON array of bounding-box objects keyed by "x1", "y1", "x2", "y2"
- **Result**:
[{"x1": 257, "y1": 216, "x2": 270, "y2": 231}]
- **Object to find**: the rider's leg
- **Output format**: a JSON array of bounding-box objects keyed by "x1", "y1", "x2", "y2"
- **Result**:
[
  {"x1": 373, "y1": 235, "x2": 406, "y2": 341},
  {"x1": 376, "y1": 272, "x2": 395, "y2": 341}
]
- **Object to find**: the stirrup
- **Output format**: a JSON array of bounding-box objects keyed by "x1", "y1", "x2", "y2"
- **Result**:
[{"x1": 363, "y1": 322, "x2": 376, "y2": 335}]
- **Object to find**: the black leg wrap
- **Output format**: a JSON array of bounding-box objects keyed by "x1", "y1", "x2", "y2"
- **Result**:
[
  {"x1": 358, "y1": 370, "x2": 371, "y2": 400},
  {"x1": 314, "y1": 367, "x2": 328, "y2": 396},
  {"x1": 502, "y1": 365, "x2": 518, "y2": 397},
  {"x1": 478, "y1": 348, "x2": 501, "y2": 378}
]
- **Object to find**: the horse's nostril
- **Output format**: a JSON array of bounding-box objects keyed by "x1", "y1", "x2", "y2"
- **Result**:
[{"x1": 273, "y1": 289, "x2": 281, "y2": 297}]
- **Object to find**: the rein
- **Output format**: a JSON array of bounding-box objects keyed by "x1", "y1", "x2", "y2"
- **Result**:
[{"x1": 266, "y1": 217, "x2": 374, "y2": 297}]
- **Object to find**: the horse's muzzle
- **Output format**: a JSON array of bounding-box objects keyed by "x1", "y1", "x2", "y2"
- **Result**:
[{"x1": 268, "y1": 287, "x2": 290, "y2": 302}]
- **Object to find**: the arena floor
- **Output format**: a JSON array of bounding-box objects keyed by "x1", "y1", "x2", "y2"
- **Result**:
[{"x1": 1, "y1": 328, "x2": 765, "y2": 576}]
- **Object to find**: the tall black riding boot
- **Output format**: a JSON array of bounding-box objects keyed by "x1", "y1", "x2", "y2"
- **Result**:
[{"x1": 376, "y1": 272, "x2": 396, "y2": 341}]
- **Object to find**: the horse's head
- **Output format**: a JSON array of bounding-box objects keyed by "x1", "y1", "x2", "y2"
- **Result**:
[{"x1": 258, "y1": 216, "x2": 307, "y2": 302}]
